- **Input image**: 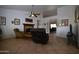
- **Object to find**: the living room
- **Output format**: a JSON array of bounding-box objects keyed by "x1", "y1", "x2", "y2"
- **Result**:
[{"x1": 0, "y1": 5, "x2": 79, "y2": 53}]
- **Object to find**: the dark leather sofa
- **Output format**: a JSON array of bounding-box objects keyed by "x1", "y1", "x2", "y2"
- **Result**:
[{"x1": 30, "y1": 28, "x2": 49, "y2": 44}]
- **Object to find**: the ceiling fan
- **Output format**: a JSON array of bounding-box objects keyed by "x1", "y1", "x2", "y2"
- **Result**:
[{"x1": 29, "y1": 5, "x2": 40, "y2": 17}]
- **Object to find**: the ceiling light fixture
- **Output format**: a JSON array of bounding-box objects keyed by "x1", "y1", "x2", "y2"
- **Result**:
[{"x1": 29, "y1": 5, "x2": 40, "y2": 17}]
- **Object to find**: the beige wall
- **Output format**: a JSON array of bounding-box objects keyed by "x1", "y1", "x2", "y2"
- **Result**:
[
  {"x1": 56, "y1": 6, "x2": 76, "y2": 38},
  {"x1": 0, "y1": 8, "x2": 42, "y2": 39}
]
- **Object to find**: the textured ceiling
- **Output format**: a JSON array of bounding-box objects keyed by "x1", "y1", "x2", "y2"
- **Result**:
[
  {"x1": 0, "y1": 5, "x2": 64, "y2": 17},
  {"x1": 0, "y1": 5, "x2": 64, "y2": 12},
  {"x1": 43, "y1": 9, "x2": 57, "y2": 18}
]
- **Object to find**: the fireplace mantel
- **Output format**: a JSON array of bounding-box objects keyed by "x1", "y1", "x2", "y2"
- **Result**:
[{"x1": 23, "y1": 22, "x2": 34, "y2": 25}]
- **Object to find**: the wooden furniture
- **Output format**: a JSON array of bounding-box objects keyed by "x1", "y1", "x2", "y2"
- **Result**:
[
  {"x1": 23, "y1": 23, "x2": 34, "y2": 37},
  {"x1": 14, "y1": 28, "x2": 24, "y2": 38}
]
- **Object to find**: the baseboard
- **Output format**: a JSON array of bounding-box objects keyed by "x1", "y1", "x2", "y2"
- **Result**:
[
  {"x1": 1, "y1": 37, "x2": 16, "y2": 40},
  {"x1": 56, "y1": 36, "x2": 67, "y2": 39}
]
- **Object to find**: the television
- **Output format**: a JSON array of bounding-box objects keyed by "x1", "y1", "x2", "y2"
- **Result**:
[{"x1": 25, "y1": 18, "x2": 33, "y2": 22}]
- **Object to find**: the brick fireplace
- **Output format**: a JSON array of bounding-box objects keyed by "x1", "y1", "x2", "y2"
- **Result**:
[{"x1": 23, "y1": 22, "x2": 34, "y2": 37}]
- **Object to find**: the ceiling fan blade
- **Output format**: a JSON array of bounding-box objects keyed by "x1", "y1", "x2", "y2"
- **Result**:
[
  {"x1": 33, "y1": 12, "x2": 40, "y2": 15},
  {"x1": 29, "y1": 11, "x2": 40, "y2": 17},
  {"x1": 34, "y1": 14, "x2": 37, "y2": 17}
]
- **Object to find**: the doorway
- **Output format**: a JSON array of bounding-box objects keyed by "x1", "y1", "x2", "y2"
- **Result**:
[
  {"x1": 50, "y1": 24, "x2": 57, "y2": 33},
  {"x1": 49, "y1": 19, "x2": 57, "y2": 33}
]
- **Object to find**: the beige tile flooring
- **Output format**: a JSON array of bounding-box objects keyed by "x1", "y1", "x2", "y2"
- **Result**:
[{"x1": 0, "y1": 33, "x2": 79, "y2": 54}]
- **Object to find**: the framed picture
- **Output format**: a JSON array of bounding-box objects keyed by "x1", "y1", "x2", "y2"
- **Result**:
[
  {"x1": 0, "y1": 16, "x2": 6, "y2": 25},
  {"x1": 14, "y1": 18, "x2": 20, "y2": 25},
  {"x1": 61, "y1": 19, "x2": 68, "y2": 26}
]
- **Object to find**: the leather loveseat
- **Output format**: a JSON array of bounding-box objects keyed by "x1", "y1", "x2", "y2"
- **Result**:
[{"x1": 30, "y1": 28, "x2": 49, "y2": 44}]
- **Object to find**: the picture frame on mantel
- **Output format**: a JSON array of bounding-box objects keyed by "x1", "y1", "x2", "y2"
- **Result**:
[
  {"x1": 0, "y1": 16, "x2": 6, "y2": 25},
  {"x1": 14, "y1": 18, "x2": 20, "y2": 25}
]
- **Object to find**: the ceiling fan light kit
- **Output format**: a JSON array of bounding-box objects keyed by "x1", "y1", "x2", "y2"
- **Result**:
[{"x1": 29, "y1": 5, "x2": 40, "y2": 17}]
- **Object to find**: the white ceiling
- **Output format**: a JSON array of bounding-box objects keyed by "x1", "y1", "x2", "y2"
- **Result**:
[
  {"x1": 0, "y1": 5, "x2": 64, "y2": 17},
  {"x1": 0, "y1": 5, "x2": 64, "y2": 12}
]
